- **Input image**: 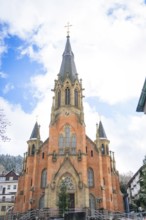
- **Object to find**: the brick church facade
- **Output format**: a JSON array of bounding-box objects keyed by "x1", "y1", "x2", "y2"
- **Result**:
[{"x1": 14, "y1": 35, "x2": 123, "y2": 213}]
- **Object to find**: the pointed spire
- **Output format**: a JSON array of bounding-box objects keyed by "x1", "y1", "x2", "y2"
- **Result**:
[
  {"x1": 30, "y1": 122, "x2": 40, "y2": 140},
  {"x1": 98, "y1": 121, "x2": 107, "y2": 139},
  {"x1": 58, "y1": 36, "x2": 78, "y2": 83}
]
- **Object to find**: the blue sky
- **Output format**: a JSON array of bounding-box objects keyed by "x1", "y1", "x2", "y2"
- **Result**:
[
  {"x1": 1, "y1": 0, "x2": 146, "y2": 174},
  {"x1": 0, "y1": 33, "x2": 44, "y2": 112}
]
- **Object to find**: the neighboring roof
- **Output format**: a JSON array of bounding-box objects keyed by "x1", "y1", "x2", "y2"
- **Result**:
[
  {"x1": 98, "y1": 121, "x2": 107, "y2": 139},
  {"x1": 58, "y1": 36, "x2": 78, "y2": 83},
  {"x1": 5, "y1": 170, "x2": 19, "y2": 177},
  {"x1": 136, "y1": 78, "x2": 146, "y2": 112},
  {"x1": 30, "y1": 122, "x2": 40, "y2": 139}
]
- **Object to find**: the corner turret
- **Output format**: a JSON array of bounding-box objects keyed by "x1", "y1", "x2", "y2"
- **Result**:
[
  {"x1": 27, "y1": 122, "x2": 42, "y2": 155},
  {"x1": 96, "y1": 120, "x2": 110, "y2": 155}
]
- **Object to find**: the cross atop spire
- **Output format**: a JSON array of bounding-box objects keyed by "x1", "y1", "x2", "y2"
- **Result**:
[{"x1": 64, "y1": 22, "x2": 72, "y2": 37}]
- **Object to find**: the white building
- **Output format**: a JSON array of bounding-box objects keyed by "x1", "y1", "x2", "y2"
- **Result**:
[
  {"x1": 0, "y1": 170, "x2": 19, "y2": 218},
  {"x1": 127, "y1": 165, "x2": 146, "y2": 210}
]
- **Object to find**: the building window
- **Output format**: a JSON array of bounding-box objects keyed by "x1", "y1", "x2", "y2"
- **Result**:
[
  {"x1": 89, "y1": 194, "x2": 96, "y2": 210},
  {"x1": 74, "y1": 89, "x2": 78, "y2": 107},
  {"x1": 39, "y1": 195, "x2": 45, "y2": 209},
  {"x1": 101, "y1": 144, "x2": 105, "y2": 155},
  {"x1": 9, "y1": 176, "x2": 13, "y2": 180},
  {"x1": 88, "y1": 168, "x2": 94, "y2": 187},
  {"x1": 7, "y1": 185, "x2": 10, "y2": 190},
  {"x1": 2, "y1": 196, "x2": 5, "y2": 201},
  {"x1": 30, "y1": 178, "x2": 33, "y2": 186},
  {"x1": 103, "y1": 177, "x2": 106, "y2": 185},
  {"x1": 31, "y1": 144, "x2": 35, "y2": 155},
  {"x1": 58, "y1": 125, "x2": 76, "y2": 154},
  {"x1": 41, "y1": 169, "x2": 47, "y2": 188},
  {"x1": 106, "y1": 145, "x2": 109, "y2": 155},
  {"x1": 13, "y1": 185, "x2": 17, "y2": 190},
  {"x1": 60, "y1": 176, "x2": 75, "y2": 190},
  {"x1": 58, "y1": 90, "x2": 61, "y2": 108},
  {"x1": 71, "y1": 135, "x2": 76, "y2": 154},
  {"x1": 1, "y1": 206, "x2": 6, "y2": 211},
  {"x1": 59, "y1": 134, "x2": 64, "y2": 154},
  {"x1": 65, "y1": 87, "x2": 70, "y2": 105},
  {"x1": 91, "y1": 150, "x2": 93, "y2": 157},
  {"x1": 65, "y1": 126, "x2": 70, "y2": 147},
  {"x1": 2, "y1": 187, "x2": 5, "y2": 194},
  {"x1": 42, "y1": 152, "x2": 45, "y2": 159},
  {"x1": 58, "y1": 125, "x2": 77, "y2": 154},
  {"x1": 11, "y1": 196, "x2": 15, "y2": 201}
]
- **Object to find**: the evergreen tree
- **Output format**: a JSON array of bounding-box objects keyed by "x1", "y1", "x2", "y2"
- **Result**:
[
  {"x1": 138, "y1": 166, "x2": 146, "y2": 208},
  {"x1": 143, "y1": 155, "x2": 146, "y2": 165},
  {"x1": 57, "y1": 180, "x2": 69, "y2": 216}
]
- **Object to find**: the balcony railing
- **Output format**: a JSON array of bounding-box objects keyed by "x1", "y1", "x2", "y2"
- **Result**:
[{"x1": 0, "y1": 198, "x2": 15, "y2": 202}]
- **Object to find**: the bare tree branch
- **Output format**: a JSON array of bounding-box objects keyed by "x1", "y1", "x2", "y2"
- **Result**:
[{"x1": 0, "y1": 109, "x2": 11, "y2": 142}]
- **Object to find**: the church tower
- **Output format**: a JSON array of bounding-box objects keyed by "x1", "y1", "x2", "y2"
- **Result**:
[
  {"x1": 47, "y1": 34, "x2": 89, "y2": 209},
  {"x1": 14, "y1": 33, "x2": 124, "y2": 215}
]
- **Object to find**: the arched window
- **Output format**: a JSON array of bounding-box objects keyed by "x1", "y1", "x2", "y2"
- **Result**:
[
  {"x1": 71, "y1": 135, "x2": 76, "y2": 154},
  {"x1": 58, "y1": 126, "x2": 77, "y2": 154},
  {"x1": 59, "y1": 135, "x2": 64, "y2": 154},
  {"x1": 65, "y1": 87, "x2": 70, "y2": 105},
  {"x1": 88, "y1": 168, "x2": 94, "y2": 187},
  {"x1": 106, "y1": 145, "x2": 109, "y2": 155},
  {"x1": 58, "y1": 90, "x2": 61, "y2": 108},
  {"x1": 31, "y1": 144, "x2": 35, "y2": 155},
  {"x1": 28, "y1": 147, "x2": 31, "y2": 155},
  {"x1": 39, "y1": 195, "x2": 45, "y2": 209},
  {"x1": 41, "y1": 169, "x2": 47, "y2": 188},
  {"x1": 42, "y1": 152, "x2": 45, "y2": 159},
  {"x1": 89, "y1": 194, "x2": 96, "y2": 211},
  {"x1": 101, "y1": 144, "x2": 105, "y2": 155},
  {"x1": 74, "y1": 89, "x2": 78, "y2": 107},
  {"x1": 65, "y1": 126, "x2": 70, "y2": 147},
  {"x1": 59, "y1": 135, "x2": 64, "y2": 147}
]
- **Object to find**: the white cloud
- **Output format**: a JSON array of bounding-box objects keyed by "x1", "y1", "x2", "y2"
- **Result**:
[
  {"x1": 3, "y1": 83, "x2": 14, "y2": 94},
  {"x1": 0, "y1": 71, "x2": 7, "y2": 78}
]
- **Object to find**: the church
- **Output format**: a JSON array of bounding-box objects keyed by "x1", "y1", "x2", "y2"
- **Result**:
[{"x1": 14, "y1": 33, "x2": 124, "y2": 214}]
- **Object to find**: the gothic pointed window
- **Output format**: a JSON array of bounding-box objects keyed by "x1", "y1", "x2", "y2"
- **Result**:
[
  {"x1": 41, "y1": 169, "x2": 47, "y2": 188},
  {"x1": 106, "y1": 145, "x2": 109, "y2": 155},
  {"x1": 74, "y1": 89, "x2": 78, "y2": 107},
  {"x1": 58, "y1": 126, "x2": 77, "y2": 154},
  {"x1": 89, "y1": 194, "x2": 96, "y2": 211},
  {"x1": 58, "y1": 90, "x2": 61, "y2": 108},
  {"x1": 65, "y1": 126, "x2": 70, "y2": 147},
  {"x1": 59, "y1": 134, "x2": 64, "y2": 154},
  {"x1": 65, "y1": 87, "x2": 70, "y2": 105},
  {"x1": 71, "y1": 134, "x2": 76, "y2": 154},
  {"x1": 39, "y1": 195, "x2": 45, "y2": 209},
  {"x1": 101, "y1": 144, "x2": 105, "y2": 155},
  {"x1": 88, "y1": 168, "x2": 94, "y2": 187},
  {"x1": 31, "y1": 144, "x2": 35, "y2": 155}
]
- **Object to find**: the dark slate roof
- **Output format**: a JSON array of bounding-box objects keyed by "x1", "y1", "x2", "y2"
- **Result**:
[
  {"x1": 98, "y1": 121, "x2": 107, "y2": 139},
  {"x1": 58, "y1": 36, "x2": 78, "y2": 83},
  {"x1": 30, "y1": 122, "x2": 40, "y2": 139},
  {"x1": 136, "y1": 78, "x2": 146, "y2": 112}
]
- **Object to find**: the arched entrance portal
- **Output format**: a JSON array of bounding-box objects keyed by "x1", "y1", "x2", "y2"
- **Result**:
[{"x1": 59, "y1": 175, "x2": 75, "y2": 209}]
